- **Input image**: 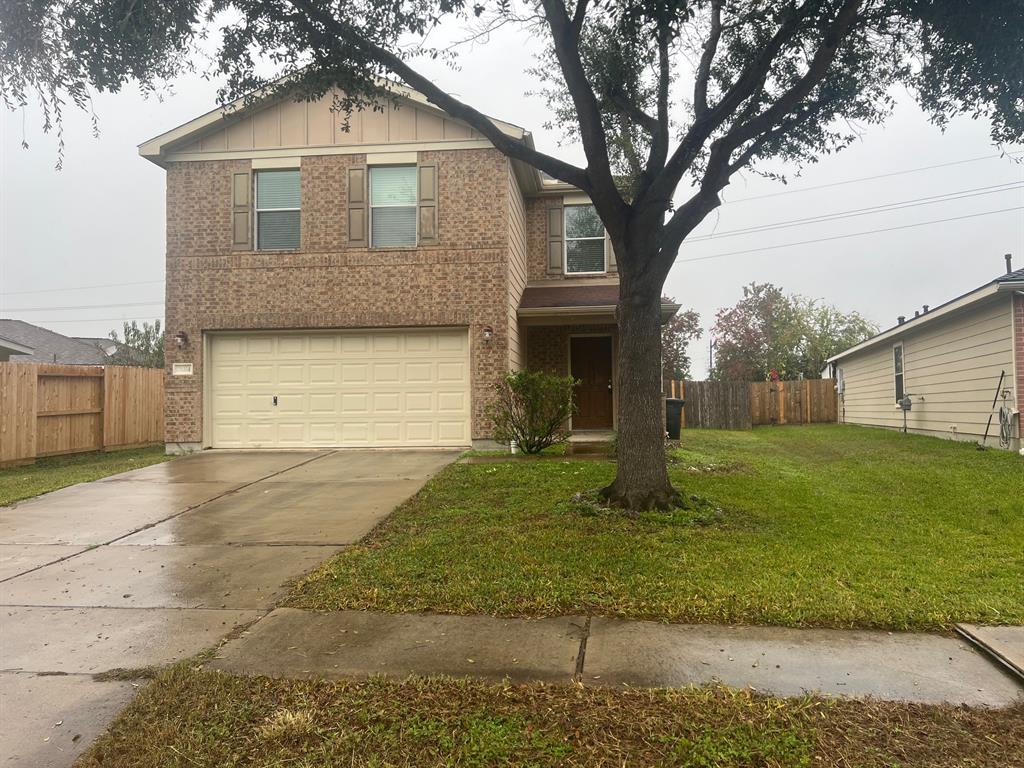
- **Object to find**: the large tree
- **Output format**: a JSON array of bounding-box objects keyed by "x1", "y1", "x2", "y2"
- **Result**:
[
  {"x1": 661, "y1": 303, "x2": 702, "y2": 381},
  {"x1": 2, "y1": 1, "x2": 1021, "y2": 509},
  {"x1": 711, "y1": 282, "x2": 876, "y2": 380}
]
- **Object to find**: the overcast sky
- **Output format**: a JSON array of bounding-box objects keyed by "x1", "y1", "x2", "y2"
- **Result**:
[{"x1": 1, "y1": 21, "x2": 1021, "y2": 377}]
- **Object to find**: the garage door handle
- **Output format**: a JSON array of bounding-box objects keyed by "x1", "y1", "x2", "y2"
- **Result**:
[{"x1": 272, "y1": 396, "x2": 278, "y2": 407}]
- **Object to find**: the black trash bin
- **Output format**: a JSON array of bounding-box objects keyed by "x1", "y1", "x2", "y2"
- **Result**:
[{"x1": 666, "y1": 398, "x2": 685, "y2": 440}]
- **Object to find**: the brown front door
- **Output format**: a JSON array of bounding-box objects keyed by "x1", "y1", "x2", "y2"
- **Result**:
[{"x1": 570, "y1": 336, "x2": 614, "y2": 429}]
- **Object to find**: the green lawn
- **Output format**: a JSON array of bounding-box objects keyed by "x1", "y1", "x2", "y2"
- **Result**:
[
  {"x1": 290, "y1": 425, "x2": 1024, "y2": 630},
  {"x1": 79, "y1": 667, "x2": 1024, "y2": 767},
  {"x1": 0, "y1": 446, "x2": 172, "y2": 506}
]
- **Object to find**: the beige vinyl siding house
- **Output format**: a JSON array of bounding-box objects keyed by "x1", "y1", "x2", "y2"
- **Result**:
[{"x1": 829, "y1": 262, "x2": 1024, "y2": 451}]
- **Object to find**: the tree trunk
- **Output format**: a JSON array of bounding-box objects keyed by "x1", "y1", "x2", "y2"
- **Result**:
[{"x1": 601, "y1": 281, "x2": 683, "y2": 511}]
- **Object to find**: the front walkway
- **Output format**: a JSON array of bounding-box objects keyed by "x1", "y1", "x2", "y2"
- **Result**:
[
  {"x1": 0, "y1": 449, "x2": 458, "y2": 768},
  {"x1": 210, "y1": 608, "x2": 1024, "y2": 707}
]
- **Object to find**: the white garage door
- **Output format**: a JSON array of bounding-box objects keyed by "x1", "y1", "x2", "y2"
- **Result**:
[{"x1": 209, "y1": 329, "x2": 471, "y2": 448}]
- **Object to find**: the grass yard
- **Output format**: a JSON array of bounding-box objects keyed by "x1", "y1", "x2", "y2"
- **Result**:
[
  {"x1": 0, "y1": 446, "x2": 171, "y2": 506},
  {"x1": 79, "y1": 667, "x2": 1024, "y2": 767},
  {"x1": 290, "y1": 425, "x2": 1024, "y2": 630}
]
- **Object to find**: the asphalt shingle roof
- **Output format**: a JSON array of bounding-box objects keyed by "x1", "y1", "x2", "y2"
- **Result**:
[{"x1": 0, "y1": 319, "x2": 110, "y2": 364}]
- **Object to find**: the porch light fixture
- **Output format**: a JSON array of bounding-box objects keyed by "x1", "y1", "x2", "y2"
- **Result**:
[
  {"x1": 174, "y1": 330, "x2": 189, "y2": 348},
  {"x1": 482, "y1": 325, "x2": 494, "y2": 343}
]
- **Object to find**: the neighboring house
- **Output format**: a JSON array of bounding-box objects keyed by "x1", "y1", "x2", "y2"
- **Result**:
[
  {"x1": 0, "y1": 319, "x2": 110, "y2": 365},
  {"x1": 140, "y1": 85, "x2": 679, "y2": 452},
  {"x1": 0, "y1": 333, "x2": 34, "y2": 362},
  {"x1": 827, "y1": 256, "x2": 1023, "y2": 451}
]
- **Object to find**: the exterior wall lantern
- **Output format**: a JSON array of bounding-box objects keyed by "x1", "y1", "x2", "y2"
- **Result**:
[
  {"x1": 174, "y1": 331, "x2": 190, "y2": 348},
  {"x1": 482, "y1": 325, "x2": 493, "y2": 343}
]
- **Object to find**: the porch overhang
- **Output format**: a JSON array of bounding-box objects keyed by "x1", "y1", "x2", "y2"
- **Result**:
[{"x1": 518, "y1": 284, "x2": 680, "y2": 325}]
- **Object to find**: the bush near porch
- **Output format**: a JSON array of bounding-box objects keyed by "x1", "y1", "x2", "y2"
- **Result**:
[{"x1": 289, "y1": 425, "x2": 1024, "y2": 630}]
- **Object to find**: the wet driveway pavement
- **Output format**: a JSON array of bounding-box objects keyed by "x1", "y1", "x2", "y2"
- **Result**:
[{"x1": 0, "y1": 449, "x2": 458, "y2": 767}]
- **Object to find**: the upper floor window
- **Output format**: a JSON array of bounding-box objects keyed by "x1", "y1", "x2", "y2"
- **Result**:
[
  {"x1": 893, "y1": 343, "x2": 904, "y2": 402},
  {"x1": 564, "y1": 204, "x2": 606, "y2": 274},
  {"x1": 370, "y1": 166, "x2": 417, "y2": 247},
  {"x1": 255, "y1": 169, "x2": 300, "y2": 250}
]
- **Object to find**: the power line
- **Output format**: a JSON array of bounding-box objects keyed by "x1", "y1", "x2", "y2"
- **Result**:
[
  {"x1": 0, "y1": 279, "x2": 164, "y2": 297},
  {"x1": 677, "y1": 206, "x2": 1024, "y2": 264},
  {"x1": 2, "y1": 300, "x2": 164, "y2": 312},
  {"x1": 689, "y1": 182, "x2": 1023, "y2": 242},
  {"x1": 17, "y1": 316, "x2": 165, "y2": 324},
  {"x1": 721, "y1": 151, "x2": 1024, "y2": 204}
]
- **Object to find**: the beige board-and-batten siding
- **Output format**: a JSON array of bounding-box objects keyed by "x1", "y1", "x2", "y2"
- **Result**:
[{"x1": 837, "y1": 294, "x2": 1019, "y2": 446}]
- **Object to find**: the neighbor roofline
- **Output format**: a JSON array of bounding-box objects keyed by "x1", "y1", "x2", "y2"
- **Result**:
[
  {"x1": 0, "y1": 335, "x2": 34, "y2": 355},
  {"x1": 827, "y1": 278, "x2": 1023, "y2": 363}
]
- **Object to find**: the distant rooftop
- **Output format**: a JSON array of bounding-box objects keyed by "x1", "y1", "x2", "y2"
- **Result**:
[{"x1": 0, "y1": 319, "x2": 110, "y2": 364}]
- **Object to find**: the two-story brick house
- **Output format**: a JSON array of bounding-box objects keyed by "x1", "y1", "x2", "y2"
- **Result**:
[{"x1": 141, "y1": 86, "x2": 679, "y2": 451}]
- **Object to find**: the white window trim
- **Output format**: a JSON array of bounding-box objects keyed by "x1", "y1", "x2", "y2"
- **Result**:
[
  {"x1": 893, "y1": 342, "x2": 905, "y2": 404},
  {"x1": 563, "y1": 204, "x2": 607, "y2": 275},
  {"x1": 254, "y1": 169, "x2": 301, "y2": 251},
  {"x1": 368, "y1": 164, "x2": 418, "y2": 249}
]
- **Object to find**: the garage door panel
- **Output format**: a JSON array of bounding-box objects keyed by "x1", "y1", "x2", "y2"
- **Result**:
[{"x1": 210, "y1": 329, "x2": 470, "y2": 448}]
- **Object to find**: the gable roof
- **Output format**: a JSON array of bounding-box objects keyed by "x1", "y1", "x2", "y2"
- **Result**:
[
  {"x1": 0, "y1": 333, "x2": 34, "y2": 357},
  {"x1": 139, "y1": 80, "x2": 556, "y2": 196},
  {"x1": 828, "y1": 264, "x2": 1024, "y2": 363},
  {"x1": 0, "y1": 319, "x2": 110, "y2": 364}
]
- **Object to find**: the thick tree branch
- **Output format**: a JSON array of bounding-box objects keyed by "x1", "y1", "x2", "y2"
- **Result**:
[
  {"x1": 693, "y1": 0, "x2": 722, "y2": 119},
  {"x1": 641, "y1": 0, "x2": 818, "y2": 208},
  {"x1": 538, "y1": 0, "x2": 624, "y2": 216},
  {"x1": 722, "y1": 0, "x2": 862, "y2": 151},
  {"x1": 286, "y1": 0, "x2": 591, "y2": 190},
  {"x1": 608, "y1": 89, "x2": 659, "y2": 134}
]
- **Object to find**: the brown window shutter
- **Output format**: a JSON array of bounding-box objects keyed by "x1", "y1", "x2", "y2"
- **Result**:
[
  {"x1": 546, "y1": 204, "x2": 563, "y2": 274},
  {"x1": 417, "y1": 162, "x2": 439, "y2": 245},
  {"x1": 347, "y1": 164, "x2": 368, "y2": 246},
  {"x1": 606, "y1": 231, "x2": 617, "y2": 273},
  {"x1": 231, "y1": 171, "x2": 252, "y2": 251}
]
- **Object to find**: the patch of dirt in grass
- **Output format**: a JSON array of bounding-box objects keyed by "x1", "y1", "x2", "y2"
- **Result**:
[
  {"x1": 561, "y1": 488, "x2": 742, "y2": 528},
  {"x1": 78, "y1": 669, "x2": 1024, "y2": 768}
]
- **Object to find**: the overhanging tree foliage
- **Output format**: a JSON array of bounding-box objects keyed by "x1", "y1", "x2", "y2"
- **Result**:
[{"x1": 2, "y1": 0, "x2": 1022, "y2": 509}]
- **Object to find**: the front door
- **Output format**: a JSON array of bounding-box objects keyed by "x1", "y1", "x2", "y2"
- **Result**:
[{"x1": 570, "y1": 336, "x2": 613, "y2": 429}]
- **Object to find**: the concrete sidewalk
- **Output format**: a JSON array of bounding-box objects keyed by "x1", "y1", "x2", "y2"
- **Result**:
[{"x1": 210, "y1": 608, "x2": 1024, "y2": 707}]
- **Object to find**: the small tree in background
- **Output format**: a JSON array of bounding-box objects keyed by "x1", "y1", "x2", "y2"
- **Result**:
[
  {"x1": 488, "y1": 371, "x2": 577, "y2": 455},
  {"x1": 661, "y1": 303, "x2": 702, "y2": 381},
  {"x1": 711, "y1": 283, "x2": 876, "y2": 380},
  {"x1": 108, "y1": 320, "x2": 164, "y2": 368}
]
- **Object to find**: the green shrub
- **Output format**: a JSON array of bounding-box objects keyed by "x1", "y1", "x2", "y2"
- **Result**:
[{"x1": 487, "y1": 370, "x2": 576, "y2": 454}]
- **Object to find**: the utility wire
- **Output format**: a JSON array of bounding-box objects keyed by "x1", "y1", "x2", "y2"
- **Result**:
[
  {"x1": 721, "y1": 151, "x2": 1024, "y2": 204},
  {"x1": 22, "y1": 315, "x2": 165, "y2": 324},
  {"x1": 3, "y1": 300, "x2": 164, "y2": 312},
  {"x1": 678, "y1": 206, "x2": 1024, "y2": 264},
  {"x1": 689, "y1": 182, "x2": 1023, "y2": 242},
  {"x1": 0, "y1": 279, "x2": 163, "y2": 297}
]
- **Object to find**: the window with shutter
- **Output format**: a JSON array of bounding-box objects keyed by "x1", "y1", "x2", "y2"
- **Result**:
[
  {"x1": 255, "y1": 169, "x2": 301, "y2": 250},
  {"x1": 370, "y1": 166, "x2": 417, "y2": 247},
  {"x1": 564, "y1": 204, "x2": 606, "y2": 274}
]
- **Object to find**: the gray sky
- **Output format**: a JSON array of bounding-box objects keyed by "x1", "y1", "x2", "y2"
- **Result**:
[{"x1": 1, "y1": 22, "x2": 1022, "y2": 377}]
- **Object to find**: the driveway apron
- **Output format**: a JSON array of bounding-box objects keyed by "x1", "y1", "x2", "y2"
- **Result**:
[{"x1": 0, "y1": 449, "x2": 457, "y2": 768}]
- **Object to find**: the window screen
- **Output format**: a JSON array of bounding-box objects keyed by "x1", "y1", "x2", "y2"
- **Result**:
[
  {"x1": 255, "y1": 170, "x2": 300, "y2": 250},
  {"x1": 893, "y1": 344, "x2": 904, "y2": 402},
  {"x1": 564, "y1": 204, "x2": 605, "y2": 273},
  {"x1": 370, "y1": 166, "x2": 417, "y2": 247}
]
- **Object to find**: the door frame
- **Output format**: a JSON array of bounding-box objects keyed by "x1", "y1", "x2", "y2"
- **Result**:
[{"x1": 567, "y1": 332, "x2": 616, "y2": 431}]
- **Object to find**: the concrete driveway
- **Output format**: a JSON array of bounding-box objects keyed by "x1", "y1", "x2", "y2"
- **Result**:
[{"x1": 0, "y1": 449, "x2": 457, "y2": 767}]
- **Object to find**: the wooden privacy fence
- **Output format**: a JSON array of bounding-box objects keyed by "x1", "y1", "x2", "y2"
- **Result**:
[
  {"x1": 664, "y1": 378, "x2": 838, "y2": 430},
  {"x1": 0, "y1": 363, "x2": 164, "y2": 465}
]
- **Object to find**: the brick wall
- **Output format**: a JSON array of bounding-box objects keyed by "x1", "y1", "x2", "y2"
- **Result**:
[{"x1": 164, "y1": 149, "x2": 512, "y2": 443}]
